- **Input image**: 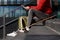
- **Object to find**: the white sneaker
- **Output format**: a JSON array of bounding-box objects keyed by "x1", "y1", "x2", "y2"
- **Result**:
[
  {"x1": 25, "y1": 27, "x2": 30, "y2": 31},
  {"x1": 7, "y1": 31, "x2": 17, "y2": 37},
  {"x1": 18, "y1": 29, "x2": 24, "y2": 33}
]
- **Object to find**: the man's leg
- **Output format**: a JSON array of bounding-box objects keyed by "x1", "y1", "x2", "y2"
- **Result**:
[
  {"x1": 32, "y1": 10, "x2": 48, "y2": 26},
  {"x1": 26, "y1": 9, "x2": 48, "y2": 31},
  {"x1": 33, "y1": 10, "x2": 48, "y2": 20},
  {"x1": 26, "y1": 9, "x2": 46, "y2": 26},
  {"x1": 27, "y1": 9, "x2": 33, "y2": 26},
  {"x1": 26, "y1": 9, "x2": 33, "y2": 31}
]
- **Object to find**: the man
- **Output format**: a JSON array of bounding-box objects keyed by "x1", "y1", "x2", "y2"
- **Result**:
[
  {"x1": 18, "y1": 0, "x2": 52, "y2": 32},
  {"x1": 7, "y1": 0, "x2": 52, "y2": 37}
]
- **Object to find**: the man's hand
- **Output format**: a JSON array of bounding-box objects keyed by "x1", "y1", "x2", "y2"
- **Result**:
[
  {"x1": 21, "y1": 5, "x2": 30, "y2": 10},
  {"x1": 24, "y1": 6, "x2": 30, "y2": 10}
]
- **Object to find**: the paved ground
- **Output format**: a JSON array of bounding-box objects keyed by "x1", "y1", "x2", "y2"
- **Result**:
[{"x1": 1, "y1": 25, "x2": 60, "y2": 40}]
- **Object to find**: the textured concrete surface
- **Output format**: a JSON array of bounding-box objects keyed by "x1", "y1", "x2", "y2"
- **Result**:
[{"x1": 0, "y1": 26, "x2": 60, "y2": 40}]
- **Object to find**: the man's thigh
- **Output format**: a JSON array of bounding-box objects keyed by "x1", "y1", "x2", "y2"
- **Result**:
[{"x1": 32, "y1": 9, "x2": 48, "y2": 19}]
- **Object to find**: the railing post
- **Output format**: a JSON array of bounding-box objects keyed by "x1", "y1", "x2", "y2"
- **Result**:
[
  {"x1": 3, "y1": 7, "x2": 6, "y2": 39},
  {"x1": 3, "y1": 14, "x2": 6, "y2": 39}
]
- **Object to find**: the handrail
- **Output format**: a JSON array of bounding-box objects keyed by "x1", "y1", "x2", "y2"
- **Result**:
[
  {"x1": 0, "y1": 15, "x2": 56, "y2": 28},
  {"x1": 0, "y1": 17, "x2": 18, "y2": 28},
  {"x1": 0, "y1": 6, "x2": 21, "y2": 39},
  {"x1": 31, "y1": 15, "x2": 56, "y2": 26},
  {"x1": 0, "y1": 6, "x2": 21, "y2": 28},
  {"x1": 0, "y1": 5, "x2": 21, "y2": 27}
]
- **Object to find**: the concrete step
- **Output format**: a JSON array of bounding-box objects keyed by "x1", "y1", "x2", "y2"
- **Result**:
[
  {"x1": 4, "y1": 26, "x2": 60, "y2": 40},
  {"x1": 46, "y1": 19, "x2": 60, "y2": 32}
]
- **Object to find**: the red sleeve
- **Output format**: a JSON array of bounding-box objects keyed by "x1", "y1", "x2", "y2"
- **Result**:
[
  {"x1": 29, "y1": 0, "x2": 46, "y2": 10},
  {"x1": 45, "y1": 8, "x2": 52, "y2": 15}
]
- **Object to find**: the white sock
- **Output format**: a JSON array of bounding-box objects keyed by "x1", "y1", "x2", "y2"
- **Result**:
[
  {"x1": 18, "y1": 29, "x2": 24, "y2": 33},
  {"x1": 25, "y1": 26, "x2": 30, "y2": 31}
]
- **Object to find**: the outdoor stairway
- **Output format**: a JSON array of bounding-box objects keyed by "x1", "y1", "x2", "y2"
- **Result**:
[
  {"x1": 1, "y1": 22, "x2": 60, "y2": 40},
  {"x1": 0, "y1": 18, "x2": 60, "y2": 40}
]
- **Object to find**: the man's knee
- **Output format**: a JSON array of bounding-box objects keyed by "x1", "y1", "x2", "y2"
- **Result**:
[{"x1": 28, "y1": 9, "x2": 33, "y2": 14}]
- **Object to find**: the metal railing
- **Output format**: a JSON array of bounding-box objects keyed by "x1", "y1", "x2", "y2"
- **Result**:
[{"x1": 0, "y1": 6, "x2": 23, "y2": 39}]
